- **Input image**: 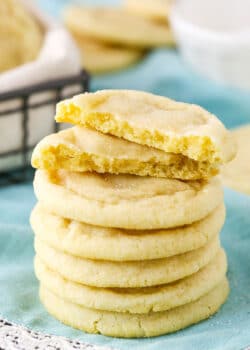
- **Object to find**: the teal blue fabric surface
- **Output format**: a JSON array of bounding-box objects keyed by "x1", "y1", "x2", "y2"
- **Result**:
[{"x1": 0, "y1": 0, "x2": 250, "y2": 349}]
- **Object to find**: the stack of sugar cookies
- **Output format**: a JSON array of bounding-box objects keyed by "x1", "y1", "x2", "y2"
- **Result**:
[
  {"x1": 30, "y1": 90, "x2": 236, "y2": 338},
  {"x1": 63, "y1": 0, "x2": 174, "y2": 74}
]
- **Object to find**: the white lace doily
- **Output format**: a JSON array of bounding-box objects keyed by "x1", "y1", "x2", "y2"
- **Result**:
[{"x1": 0, "y1": 318, "x2": 116, "y2": 350}]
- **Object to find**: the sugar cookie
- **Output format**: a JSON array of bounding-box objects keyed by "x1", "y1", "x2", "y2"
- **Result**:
[
  {"x1": 40, "y1": 278, "x2": 229, "y2": 338},
  {"x1": 34, "y1": 236, "x2": 220, "y2": 288},
  {"x1": 31, "y1": 203, "x2": 225, "y2": 261},
  {"x1": 71, "y1": 33, "x2": 143, "y2": 74},
  {"x1": 31, "y1": 126, "x2": 219, "y2": 180},
  {"x1": 35, "y1": 249, "x2": 227, "y2": 313},
  {"x1": 55, "y1": 90, "x2": 236, "y2": 164},
  {"x1": 222, "y1": 125, "x2": 250, "y2": 195},
  {"x1": 34, "y1": 170, "x2": 223, "y2": 229},
  {"x1": 124, "y1": 0, "x2": 173, "y2": 22},
  {"x1": 64, "y1": 7, "x2": 174, "y2": 48},
  {"x1": 0, "y1": 0, "x2": 43, "y2": 72}
]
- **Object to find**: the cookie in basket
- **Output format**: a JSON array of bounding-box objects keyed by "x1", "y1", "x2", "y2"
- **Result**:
[{"x1": 0, "y1": 0, "x2": 43, "y2": 72}]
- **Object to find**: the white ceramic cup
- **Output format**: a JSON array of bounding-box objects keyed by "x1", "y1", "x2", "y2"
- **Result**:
[{"x1": 170, "y1": 0, "x2": 250, "y2": 89}]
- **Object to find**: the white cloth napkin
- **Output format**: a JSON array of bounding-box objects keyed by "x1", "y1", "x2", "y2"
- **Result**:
[{"x1": 0, "y1": 0, "x2": 83, "y2": 172}]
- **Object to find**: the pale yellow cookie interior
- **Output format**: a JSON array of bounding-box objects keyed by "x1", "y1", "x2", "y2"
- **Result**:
[
  {"x1": 55, "y1": 90, "x2": 236, "y2": 164},
  {"x1": 64, "y1": 6, "x2": 174, "y2": 48},
  {"x1": 34, "y1": 235, "x2": 220, "y2": 288},
  {"x1": 0, "y1": 0, "x2": 43, "y2": 72},
  {"x1": 39, "y1": 278, "x2": 229, "y2": 338},
  {"x1": 31, "y1": 126, "x2": 219, "y2": 180},
  {"x1": 34, "y1": 169, "x2": 223, "y2": 229},
  {"x1": 35, "y1": 249, "x2": 227, "y2": 314},
  {"x1": 31, "y1": 203, "x2": 225, "y2": 261},
  {"x1": 222, "y1": 125, "x2": 250, "y2": 195}
]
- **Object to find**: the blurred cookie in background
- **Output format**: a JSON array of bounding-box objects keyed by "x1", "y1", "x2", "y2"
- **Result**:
[
  {"x1": 222, "y1": 125, "x2": 250, "y2": 195},
  {"x1": 0, "y1": 0, "x2": 43, "y2": 73},
  {"x1": 123, "y1": 0, "x2": 175, "y2": 45},
  {"x1": 124, "y1": 0, "x2": 174, "y2": 23},
  {"x1": 71, "y1": 33, "x2": 143, "y2": 74},
  {"x1": 64, "y1": 6, "x2": 174, "y2": 48}
]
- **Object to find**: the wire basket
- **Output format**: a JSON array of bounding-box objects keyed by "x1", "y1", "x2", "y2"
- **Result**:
[{"x1": 0, "y1": 70, "x2": 89, "y2": 186}]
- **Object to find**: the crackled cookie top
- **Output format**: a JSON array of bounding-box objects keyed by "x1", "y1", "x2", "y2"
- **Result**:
[{"x1": 55, "y1": 90, "x2": 236, "y2": 164}]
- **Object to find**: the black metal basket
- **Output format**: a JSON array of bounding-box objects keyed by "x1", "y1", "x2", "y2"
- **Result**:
[{"x1": 0, "y1": 70, "x2": 89, "y2": 186}]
